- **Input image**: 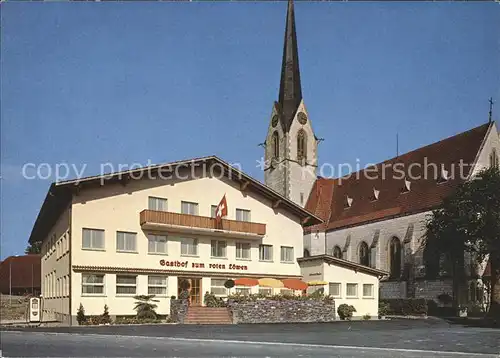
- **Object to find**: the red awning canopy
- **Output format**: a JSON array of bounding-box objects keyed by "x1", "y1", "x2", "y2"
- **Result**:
[
  {"x1": 282, "y1": 278, "x2": 308, "y2": 291},
  {"x1": 234, "y1": 278, "x2": 259, "y2": 287}
]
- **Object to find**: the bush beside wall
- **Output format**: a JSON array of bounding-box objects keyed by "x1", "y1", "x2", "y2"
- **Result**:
[{"x1": 380, "y1": 299, "x2": 428, "y2": 316}]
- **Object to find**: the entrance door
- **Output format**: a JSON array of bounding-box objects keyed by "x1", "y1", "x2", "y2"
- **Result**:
[
  {"x1": 177, "y1": 277, "x2": 202, "y2": 306},
  {"x1": 189, "y1": 278, "x2": 202, "y2": 306}
]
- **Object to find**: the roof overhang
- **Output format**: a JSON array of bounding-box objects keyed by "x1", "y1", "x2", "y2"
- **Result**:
[{"x1": 298, "y1": 254, "x2": 389, "y2": 278}]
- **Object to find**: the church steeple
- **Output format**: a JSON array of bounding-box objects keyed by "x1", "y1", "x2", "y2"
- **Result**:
[{"x1": 278, "y1": 0, "x2": 302, "y2": 133}]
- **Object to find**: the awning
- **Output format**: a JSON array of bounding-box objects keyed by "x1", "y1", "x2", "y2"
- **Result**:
[
  {"x1": 234, "y1": 278, "x2": 259, "y2": 287},
  {"x1": 282, "y1": 278, "x2": 308, "y2": 291},
  {"x1": 258, "y1": 278, "x2": 284, "y2": 288},
  {"x1": 307, "y1": 280, "x2": 328, "y2": 286}
]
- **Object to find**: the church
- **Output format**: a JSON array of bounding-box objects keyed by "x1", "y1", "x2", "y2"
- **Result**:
[{"x1": 264, "y1": 0, "x2": 500, "y2": 302}]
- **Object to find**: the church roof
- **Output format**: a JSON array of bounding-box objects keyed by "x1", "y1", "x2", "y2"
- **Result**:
[
  {"x1": 305, "y1": 122, "x2": 493, "y2": 232},
  {"x1": 277, "y1": 0, "x2": 303, "y2": 133}
]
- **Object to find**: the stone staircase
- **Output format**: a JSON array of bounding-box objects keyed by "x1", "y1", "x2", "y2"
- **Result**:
[{"x1": 184, "y1": 306, "x2": 232, "y2": 325}]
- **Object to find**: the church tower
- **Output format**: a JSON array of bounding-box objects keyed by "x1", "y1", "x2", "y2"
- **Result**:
[{"x1": 264, "y1": 0, "x2": 318, "y2": 207}]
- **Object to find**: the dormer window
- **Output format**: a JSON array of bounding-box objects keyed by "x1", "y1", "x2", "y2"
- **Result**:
[
  {"x1": 372, "y1": 188, "x2": 380, "y2": 201},
  {"x1": 344, "y1": 195, "x2": 353, "y2": 208},
  {"x1": 401, "y1": 179, "x2": 411, "y2": 193},
  {"x1": 438, "y1": 168, "x2": 449, "y2": 184}
]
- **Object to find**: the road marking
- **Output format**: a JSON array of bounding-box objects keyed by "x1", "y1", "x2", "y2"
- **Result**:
[{"x1": 5, "y1": 331, "x2": 498, "y2": 357}]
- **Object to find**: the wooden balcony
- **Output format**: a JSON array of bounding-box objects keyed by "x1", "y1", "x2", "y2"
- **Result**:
[{"x1": 140, "y1": 210, "x2": 266, "y2": 239}]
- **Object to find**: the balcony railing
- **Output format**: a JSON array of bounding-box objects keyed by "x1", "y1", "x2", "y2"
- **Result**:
[{"x1": 140, "y1": 210, "x2": 266, "y2": 237}]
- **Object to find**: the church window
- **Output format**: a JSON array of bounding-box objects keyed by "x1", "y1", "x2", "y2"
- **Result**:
[
  {"x1": 272, "y1": 131, "x2": 279, "y2": 159},
  {"x1": 332, "y1": 245, "x2": 342, "y2": 259},
  {"x1": 359, "y1": 241, "x2": 369, "y2": 266},
  {"x1": 490, "y1": 149, "x2": 498, "y2": 168},
  {"x1": 389, "y1": 237, "x2": 402, "y2": 279},
  {"x1": 297, "y1": 129, "x2": 307, "y2": 164}
]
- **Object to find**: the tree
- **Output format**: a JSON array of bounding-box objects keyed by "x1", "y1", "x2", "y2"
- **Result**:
[
  {"x1": 25, "y1": 241, "x2": 42, "y2": 254},
  {"x1": 76, "y1": 303, "x2": 86, "y2": 325},
  {"x1": 133, "y1": 295, "x2": 159, "y2": 320},
  {"x1": 425, "y1": 167, "x2": 500, "y2": 319}
]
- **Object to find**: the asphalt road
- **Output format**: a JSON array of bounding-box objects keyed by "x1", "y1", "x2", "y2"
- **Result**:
[{"x1": 1, "y1": 319, "x2": 499, "y2": 357}]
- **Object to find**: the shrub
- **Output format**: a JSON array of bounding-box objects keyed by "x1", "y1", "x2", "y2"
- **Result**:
[
  {"x1": 380, "y1": 299, "x2": 428, "y2": 316},
  {"x1": 224, "y1": 279, "x2": 235, "y2": 289},
  {"x1": 337, "y1": 304, "x2": 356, "y2": 320},
  {"x1": 227, "y1": 291, "x2": 334, "y2": 304},
  {"x1": 363, "y1": 314, "x2": 371, "y2": 320},
  {"x1": 170, "y1": 295, "x2": 176, "y2": 300},
  {"x1": 134, "y1": 295, "x2": 159, "y2": 320},
  {"x1": 100, "y1": 304, "x2": 112, "y2": 324},
  {"x1": 76, "y1": 303, "x2": 86, "y2": 325},
  {"x1": 204, "y1": 291, "x2": 225, "y2": 307},
  {"x1": 437, "y1": 293, "x2": 453, "y2": 305},
  {"x1": 179, "y1": 290, "x2": 190, "y2": 300},
  {"x1": 378, "y1": 301, "x2": 390, "y2": 317}
]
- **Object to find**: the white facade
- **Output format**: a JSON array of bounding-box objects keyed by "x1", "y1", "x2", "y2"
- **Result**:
[
  {"x1": 37, "y1": 158, "x2": 319, "y2": 325},
  {"x1": 299, "y1": 256, "x2": 384, "y2": 319}
]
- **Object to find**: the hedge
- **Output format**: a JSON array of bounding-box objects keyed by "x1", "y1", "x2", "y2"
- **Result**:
[{"x1": 380, "y1": 299, "x2": 428, "y2": 316}]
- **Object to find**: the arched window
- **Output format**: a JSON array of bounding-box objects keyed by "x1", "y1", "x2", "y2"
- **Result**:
[
  {"x1": 359, "y1": 241, "x2": 369, "y2": 266},
  {"x1": 332, "y1": 246, "x2": 342, "y2": 259},
  {"x1": 297, "y1": 129, "x2": 307, "y2": 163},
  {"x1": 389, "y1": 237, "x2": 402, "y2": 279},
  {"x1": 272, "y1": 131, "x2": 279, "y2": 159},
  {"x1": 303, "y1": 249, "x2": 310, "y2": 257},
  {"x1": 490, "y1": 149, "x2": 498, "y2": 168}
]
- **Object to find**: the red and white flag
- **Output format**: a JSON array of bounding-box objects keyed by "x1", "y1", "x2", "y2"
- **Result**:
[{"x1": 215, "y1": 194, "x2": 228, "y2": 223}]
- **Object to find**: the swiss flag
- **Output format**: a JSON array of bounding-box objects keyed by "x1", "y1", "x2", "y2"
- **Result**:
[{"x1": 215, "y1": 194, "x2": 228, "y2": 223}]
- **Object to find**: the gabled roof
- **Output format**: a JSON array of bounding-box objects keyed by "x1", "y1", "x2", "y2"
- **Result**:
[
  {"x1": 298, "y1": 254, "x2": 388, "y2": 277},
  {"x1": 29, "y1": 155, "x2": 322, "y2": 244},
  {"x1": 277, "y1": 0, "x2": 303, "y2": 133},
  {"x1": 305, "y1": 122, "x2": 493, "y2": 232}
]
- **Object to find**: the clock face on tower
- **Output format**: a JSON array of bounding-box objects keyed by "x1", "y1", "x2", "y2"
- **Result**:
[
  {"x1": 271, "y1": 115, "x2": 279, "y2": 128},
  {"x1": 298, "y1": 112, "x2": 308, "y2": 125}
]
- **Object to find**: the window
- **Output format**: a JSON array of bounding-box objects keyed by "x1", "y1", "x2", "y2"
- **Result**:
[
  {"x1": 329, "y1": 283, "x2": 341, "y2": 297},
  {"x1": 148, "y1": 276, "x2": 167, "y2": 295},
  {"x1": 272, "y1": 131, "x2": 279, "y2": 159},
  {"x1": 297, "y1": 129, "x2": 307, "y2": 163},
  {"x1": 81, "y1": 274, "x2": 104, "y2": 295},
  {"x1": 116, "y1": 275, "x2": 137, "y2": 295},
  {"x1": 181, "y1": 201, "x2": 198, "y2": 215},
  {"x1": 300, "y1": 192, "x2": 304, "y2": 205},
  {"x1": 235, "y1": 209, "x2": 251, "y2": 222},
  {"x1": 259, "y1": 288, "x2": 272, "y2": 296},
  {"x1": 389, "y1": 237, "x2": 402, "y2": 279},
  {"x1": 236, "y1": 242, "x2": 251, "y2": 260},
  {"x1": 280, "y1": 289, "x2": 293, "y2": 296},
  {"x1": 235, "y1": 287, "x2": 251, "y2": 296},
  {"x1": 148, "y1": 234, "x2": 167, "y2": 254},
  {"x1": 346, "y1": 283, "x2": 358, "y2": 297},
  {"x1": 363, "y1": 284, "x2": 374, "y2": 298},
  {"x1": 210, "y1": 278, "x2": 227, "y2": 296},
  {"x1": 82, "y1": 229, "x2": 104, "y2": 250},
  {"x1": 116, "y1": 232, "x2": 137, "y2": 252},
  {"x1": 181, "y1": 238, "x2": 198, "y2": 256},
  {"x1": 259, "y1": 244, "x2": 273, "y2": 261},
  {"x1": 332, "y1": 246, "x2": 342, "y2": 259},
  {"x1": 303, "y1": 248, "x2": 310, "y2": 257},
  {"x1": 211, "y1": 240, "x2": 227, "y2": 258},
  {"x1": 280, "y1": 246, "x2": 294, "y2": 263},
  {"x1": 211, "y1": 205, "x2": 218, "y2": 218},
  {"x1": 148, "y1": 196, "x2": 168, "y2": 211},
  {"x1": 490, "y1": 149, "x2": 499, "y2": 168},
  {"x1": 359, "y1": 241, "x2": 369, "y2": 266}
]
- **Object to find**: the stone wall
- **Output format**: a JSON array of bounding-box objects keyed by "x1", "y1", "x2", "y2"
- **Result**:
[
  {"x1": 380, "y1": 281, "x2": 407, "y2": 299},
  {"x1": 414, "y1": 279, "x2": 453, "y2": 301},
  {"x1": 170, "y1": 299, "x2": 188, "y2": 324},
  {"x1": 228, "y1": 299, "x2": 336, "y2": 324}
]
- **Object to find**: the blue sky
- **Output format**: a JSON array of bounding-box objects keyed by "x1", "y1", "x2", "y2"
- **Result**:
[{"x1": 1, "y1": 2, "x2": 499, "y2": 259}]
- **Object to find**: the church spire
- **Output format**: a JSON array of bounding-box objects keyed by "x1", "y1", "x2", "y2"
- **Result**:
[{"x1": 278, "y1": 0, "x2": 302, "y2": 133}]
